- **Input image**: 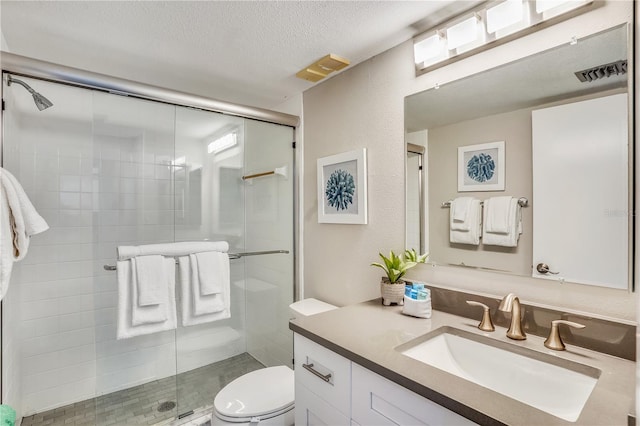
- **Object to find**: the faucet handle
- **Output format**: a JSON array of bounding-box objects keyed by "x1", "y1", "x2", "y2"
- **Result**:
[
  {"x1": 544, "y1": 319, "x2": 585, "y2": 351},
  {"x1": 466, "y1": 301, "x2": 495, "y2": 332}
]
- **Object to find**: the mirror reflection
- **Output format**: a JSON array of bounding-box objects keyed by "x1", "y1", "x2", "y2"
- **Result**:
[{"x1": 405, "y1": 25, "x2": 631, "y2": 290}]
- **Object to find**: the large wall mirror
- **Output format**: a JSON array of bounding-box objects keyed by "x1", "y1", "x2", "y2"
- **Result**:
[{"x1": 405, "y1": 24, "x2": 632, "y2": 290}]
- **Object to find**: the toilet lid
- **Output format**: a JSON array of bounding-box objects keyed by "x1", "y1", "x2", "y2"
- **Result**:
[{"x1": 214, "y1": 366, "x2": 295, "y2": 419}]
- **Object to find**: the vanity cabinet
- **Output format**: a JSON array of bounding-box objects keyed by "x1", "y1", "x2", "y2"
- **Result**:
[
  {"x1": 351, "y1": 363, "x2": 476, "y2": 425},
  {"x1": 294, "y1": 333, "x2": 351, "y2": 425},
  {"x1": 294, "y1": 332, "x2": 477, "y2": 426}
]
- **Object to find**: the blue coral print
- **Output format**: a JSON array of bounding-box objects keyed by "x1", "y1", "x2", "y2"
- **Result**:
[
  {"x1": 466, "y1": 153, "x2": 495, "y2": 183},
  {"x1": 325, "y1": 169, "x2": 355, "y2": 211}
]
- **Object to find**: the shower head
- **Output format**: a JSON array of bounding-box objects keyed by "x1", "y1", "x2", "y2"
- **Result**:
[{"x1": 7, "y1": 75, "x2": 53, "y2": 111}]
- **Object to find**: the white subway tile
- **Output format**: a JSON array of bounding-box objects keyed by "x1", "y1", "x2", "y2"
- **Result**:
[
  {"x1": 59, "y1": 157, "x2": 81, "y2": 175},
  {"x1": 21, "y1": 300, "x2": 58, "y2": 321},
  {"x1": 80, "y1": 193, "x2": 93, "y2": 210},
  {"x1": 59, "y1": 175, "x2": 81, "y2": 192},
  {"x1": 35, "y1": 191, "x2": 59, "y2": 209},
  {"x1": 59, "y1": 192, "x2": 81, "y2": 209}
]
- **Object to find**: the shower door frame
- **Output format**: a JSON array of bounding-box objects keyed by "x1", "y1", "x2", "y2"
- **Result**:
[{"x1": 0, "y1": 52, "x2": 301, "y2": 410}]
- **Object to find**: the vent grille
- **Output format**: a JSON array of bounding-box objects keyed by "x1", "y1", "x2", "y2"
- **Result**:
[{"x1": 575, "y1": 59, "x2": 627, "y2": 82}]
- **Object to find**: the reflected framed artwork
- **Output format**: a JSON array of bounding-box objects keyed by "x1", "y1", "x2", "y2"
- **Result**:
[
  {"x1": 458, "y1": 141, "x2": 505, "y2": 192},
  {"x1": 317, "y1": 148, "x2": 368, "y2": 224}
]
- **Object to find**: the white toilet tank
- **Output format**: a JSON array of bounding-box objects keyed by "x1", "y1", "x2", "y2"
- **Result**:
[{"x1": 289, "y1": 298, "x2": 337, "y2": 319}]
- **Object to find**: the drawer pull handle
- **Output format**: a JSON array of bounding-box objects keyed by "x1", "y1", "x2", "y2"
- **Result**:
[{"x1": 302, "y1": 363, "x2": 332, "y2": 382}]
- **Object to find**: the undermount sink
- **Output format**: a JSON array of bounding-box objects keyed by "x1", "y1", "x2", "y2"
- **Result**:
[{"x1": 396, "y1": 327, "x2": 600, "y2": 422}]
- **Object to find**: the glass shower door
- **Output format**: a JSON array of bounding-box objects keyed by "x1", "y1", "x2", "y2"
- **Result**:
[{"x1": 91, "y1": 91, "x2": 179, "y2": 425}]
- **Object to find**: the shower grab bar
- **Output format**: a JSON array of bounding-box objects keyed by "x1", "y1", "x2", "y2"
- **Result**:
[
  {"x1": 102, "y1": 249, "x2": 289, "y2": 271},
  {"x1": 441, "y1": 197, "x2": 529, "y2": 208}
]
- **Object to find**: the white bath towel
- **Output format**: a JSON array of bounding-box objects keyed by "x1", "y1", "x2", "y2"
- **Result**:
[
  {"x1": 134, "y1": 255, "x2": 166, "y2": 306},
  {"x1": 449, "y1": 198, "x2": 482, "y2": 245},
  {"x1": 484, "y1": 196, "x2": 512, "y2": 234},
  {"x1": 178, "y1": 256, "x2": 230, "y2": 326},
  {"x1": 117, "y1": 241, "x2": 229, "y2": 261},
  {"x1": 483, "y1": 197, "x2": 522, "y2": 247},
  {"x1": 0, "y1": 167, "x2": 49, "y2": 301},
  {"x1": 117, "y1": 257, "x2": 177, "y2": 339},
  {"x1": 194, "y1": 251, "x2": 228, "y2": 296},
  {"x1": 189, "y1": 253, "x2": 227, "y2": 315},
  {"x1": 450, "y1": 197, "x2": 475, "y2": 231}
]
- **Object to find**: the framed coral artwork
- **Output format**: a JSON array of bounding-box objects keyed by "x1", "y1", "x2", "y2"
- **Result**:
[
  {"x1": 317, "y1": 148, "x2": 368, "y2": 224},
  {"x1": 458, "y1": 141, "x2": 505, "y2": 192}
]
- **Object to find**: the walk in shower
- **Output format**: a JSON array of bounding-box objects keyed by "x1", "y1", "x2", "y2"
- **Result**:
[{"x1": 1, "y1": 70, "x2": 296, "y2": 425}]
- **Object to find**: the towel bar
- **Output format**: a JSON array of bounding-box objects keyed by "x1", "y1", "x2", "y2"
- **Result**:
[
  {"x1": 103, "y1": 249, "x2": 289, "y2": 271},
  {"x1": 441, "y1": 197, "x2": 529, "y2": 208}
]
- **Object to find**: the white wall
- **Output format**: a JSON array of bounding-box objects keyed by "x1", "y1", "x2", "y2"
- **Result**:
[{"x1": 302, "y1": 1, "x2": 636, "y2": 321}]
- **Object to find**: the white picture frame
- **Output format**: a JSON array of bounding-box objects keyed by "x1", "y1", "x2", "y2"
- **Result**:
[
  {"x1": 317, "y1": 148, "x2": 368, "y2": 224},
  {"x1": 458, "y1": 141, "x2": 505, "y2": 192}
]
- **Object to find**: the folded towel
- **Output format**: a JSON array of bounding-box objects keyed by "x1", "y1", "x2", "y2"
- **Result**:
[
  {"x1": 450, "y1": 197, "x2": 475, "y2": 231},
  {"x1": 0, "y1": 167, "x2": 49, "y2": 301},
  {"x1": 178, "y1": 256, "x2": 230, "y2": 326},
  {"x1": 117, "y1": 257, "x2": 177, "y2": 339},
  {"x1": 483, "y1": 197, "x2": 522, "y2": 247},
  {"x1": 484, "y1": 196, "x2": 512, "y2": 234},
  {"x1": 194, "y1": 251, "x2": 228, "y2": 296},
  {"x1": 117, "y1": 241, "x2": 228, "y2": 261},
  {"x1": 450, "y1": 198, "x2": 482, "y2": 245},
  {"x1": 189, "y1": 254, "x2": 226, "y2": 315},
  {"x1": 134, "y1": 255, "x2": 166, "y2": 306}
]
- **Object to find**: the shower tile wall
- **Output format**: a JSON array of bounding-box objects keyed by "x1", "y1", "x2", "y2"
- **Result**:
[{"x1": 1, "y1": 81, "x2": 248, "y2": 418}]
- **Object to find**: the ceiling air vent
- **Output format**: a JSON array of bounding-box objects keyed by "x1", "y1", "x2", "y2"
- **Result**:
[{"x1": 574, "y1": 59, "x2": 627, "y2": 82}]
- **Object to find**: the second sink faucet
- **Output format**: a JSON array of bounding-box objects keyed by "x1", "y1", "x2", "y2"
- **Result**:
[{"x1": 498, "y1": 293, "x2": 526, "y2": 340}]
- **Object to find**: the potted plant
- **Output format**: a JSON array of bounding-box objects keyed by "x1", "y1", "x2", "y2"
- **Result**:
[{"x1": 371, "y1": 249, "x2": 428, "y2": 306}]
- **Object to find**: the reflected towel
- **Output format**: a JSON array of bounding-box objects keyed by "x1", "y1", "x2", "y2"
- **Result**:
[
  {"x1": 449, "y1": 198, "x2": 482, "y2": 245},
  {"x1": 483, "y1": 197, "x2": 522, "y2": 247},
  {"x1": 450, "y1": 197, "x2": 475, "y2": 231},
  {"x1": 484, "y1": 196, "x2": 513, "y2": 234},
  {"x1": 178, "y1": 256, "x2": 230, "y2": 326},
  {"x1": 117, "y1": 257, "x2": 177, "y2": 339},
  {"x1": 0, "y1": 167, "x2": 49, "y2": 301}
]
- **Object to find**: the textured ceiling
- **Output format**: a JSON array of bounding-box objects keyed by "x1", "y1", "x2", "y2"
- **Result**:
[{"x1": 0, "y1": 0, "x2": 477, "y2": 110}]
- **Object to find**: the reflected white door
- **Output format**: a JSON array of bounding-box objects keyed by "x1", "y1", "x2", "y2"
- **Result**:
[{"x1": 532, "y1": 93, "x2": 628, "y2": 289}]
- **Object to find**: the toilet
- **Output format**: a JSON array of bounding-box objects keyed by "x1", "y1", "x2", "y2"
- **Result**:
[{"x1": 212, "y1": 298, "x2": 337, "y2": 425}]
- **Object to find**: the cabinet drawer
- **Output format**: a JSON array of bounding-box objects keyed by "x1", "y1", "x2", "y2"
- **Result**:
[
  {"x1": 351, "y1": 363, "x2": 477, "y2": 425},
  {"x1": 295, "y1": 382, "x2": 350, "y2": 426},
  {"x1": 294, "y1": 333, "x2": 351, "y2": 415}
]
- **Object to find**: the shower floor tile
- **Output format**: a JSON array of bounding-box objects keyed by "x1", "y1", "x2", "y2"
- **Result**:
[{"x1": 21, "y1": 353, "x2": 265, "y2": 426}]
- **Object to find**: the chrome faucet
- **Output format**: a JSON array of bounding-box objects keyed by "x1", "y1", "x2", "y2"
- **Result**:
[{"x1": 498, "y1": 293, "x2": 526, "y2": 340}]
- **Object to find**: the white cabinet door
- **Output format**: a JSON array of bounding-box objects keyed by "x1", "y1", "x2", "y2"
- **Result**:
[
  {"x1": 351, "y1": 363, "x2": 477, "y2": 426},
  {"x1": 294, "y1": 333, "x2": 351, "y2": 415},
  {"x1": 532, "y1": 93, "x2": 628, "y2": 289},
  {"x1": 295, "y1": 382, "x2": 350, "y2": 426}
]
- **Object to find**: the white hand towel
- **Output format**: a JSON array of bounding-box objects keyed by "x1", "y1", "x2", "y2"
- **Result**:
[
  {"x1": 483, "y1": 197, "x2": 522, "y2": 247},
  {"x1": 0, "y1": 167, "x2": 49, "y2": 301},
  {"x1": 450, "y1": 197, "x2": 474, "y2": 231},
  {"x1": 117, "y1": 241, "x2": 229, "y2": 261},
  {"x1": 194, "y1": 251, "x2": 229, "y2": 296},
  {"x1": 117, "y1": 257, "x2": 177, "y2": 339},
  {"x1": 189, "y1": 254, "x2": 226, "y2": 316},
  {"x1": 484, "y1": 196, "x2": 513, "y2": 234},
  {"x1": 178, "y1": 256, "x2": 230, "y2": 326},
  {"x1": 134, "y1": 255, "x2": 166, "y2": 306},
  {"x1": 449, "y1": 199, "x2": 482, "y2": 245}
]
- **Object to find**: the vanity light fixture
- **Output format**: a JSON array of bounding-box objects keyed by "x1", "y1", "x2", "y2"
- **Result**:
[
  {"x1": 446, "y1": 15, "x2": 481, "y2": 51},
  {"x1": 413, "y1": 0, "x2": 593, "y2": 75},
  {"x1": 486, "y1": 0, "x2": 526, "y2": 34}
]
